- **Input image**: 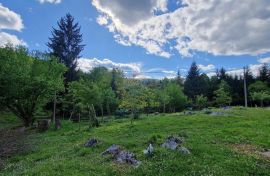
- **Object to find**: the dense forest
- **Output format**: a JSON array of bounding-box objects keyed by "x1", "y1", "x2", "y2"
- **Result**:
[{"x1": 1, "y1": 14, "x2": 270, "y2": 127}]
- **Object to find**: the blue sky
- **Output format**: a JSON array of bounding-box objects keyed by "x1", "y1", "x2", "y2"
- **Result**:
[{"x1": 1, "y1": 0, "x2": 270, "y2": 79}]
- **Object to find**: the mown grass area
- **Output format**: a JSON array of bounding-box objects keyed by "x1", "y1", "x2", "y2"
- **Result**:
[{"x1": 1, "y1": 108, "x2": 270, "y2": 176}]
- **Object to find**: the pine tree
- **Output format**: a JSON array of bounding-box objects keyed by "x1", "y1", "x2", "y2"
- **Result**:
[
  {"x1": 184, "y1": 62, "x2": 202, "y2": 99},
  {"x1": 48, "y1": 13, "x2": 84, "y2": 84},
  {"x1": 176, "y1": 69, "x2": 184, "y2": 86},
  {"x1": 258, "y1": 63, "x2": 269, "y2": 83},
  {"x1": 217, "y1": 67, "x2": 228, "y2": 81}
]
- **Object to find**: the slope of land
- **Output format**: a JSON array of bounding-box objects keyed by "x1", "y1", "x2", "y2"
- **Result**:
[{"x1": 0, "y1": 108, "x2": 270, "y2": 176}]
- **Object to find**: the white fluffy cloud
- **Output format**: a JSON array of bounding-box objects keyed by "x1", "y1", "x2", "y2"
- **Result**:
[
  {"x1": 78, "y1": 58, "x2": 141, "y2": 73},
  {"x1": 0, "y1": 3, "x2": 23, "y2": 31},
  {"x1": 92, "y1": 0, "x2": 270, "y2": 58},
  {"x1": 258, "y1": 57, "x2": 270, "y2": 63},
  {"x1": 77, "y1": 58, "x2": 177, "y2": 79},
  {"x1": 37, "y1": 0, "x2": 61, "y2": 4},
  {"x1": 198, "y1": 64, "x2": 215, "y2": 72},
  {"x1": 0, "y1": 4, "x2": 25, "y2": 46},
  {"x1": 0, "y1": 32, "x2": 26, "y2": 47}
]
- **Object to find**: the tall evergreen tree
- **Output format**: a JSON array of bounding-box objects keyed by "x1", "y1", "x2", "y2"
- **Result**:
[
  {"x1": 258, "y1": 63, "x2": 269, "y2": 83},
  {"x1": 245, "y1": 67, "x2": 255, "y2": 85},
  {"x1": 184, "y1": 62, "x2": 202, "y2": 99},
  {"x1": 48, "y1": 13, "x2": 84, "y2": 84},
  {"x1": 175, "y1": 69, "x2": 184, "y2": 86},
  {"x1": 217, "y1": 67, "x2": 228, "y2": 81}
]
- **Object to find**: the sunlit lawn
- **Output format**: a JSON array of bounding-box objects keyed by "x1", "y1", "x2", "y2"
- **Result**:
[{"x1": 1, "y1": 107, "x2": 270, "y2": 176}]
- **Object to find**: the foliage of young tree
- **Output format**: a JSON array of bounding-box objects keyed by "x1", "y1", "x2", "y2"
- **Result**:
[
  {"x1": 195, "y1": 95, "x2": 208, "y2": 109},
  {"x1": 144, "y1": 88, "x2": 158, "y2": 115},
  {"x1": 48, "y1": 13, "x2": 84, "y2": 84},
  {"x1": 0, "y1": 47, "x2": 66, "y2": 126},
  {"x1": 68, "y1": 79, "x2": 100, "y2": 127},
  {"x1": 249, "y1": 81, "x2": 270, "y2": 107},
  {"x1": 214, "y1": 81, "x2": 232, "y2": 107},
  {"x1": 156, "y1": 88, "x2": 170, "y2": 113},
  {"x1": 120, "y1": 80, "x2": 147, "y2": 114},
  {"x1": 111, "y1": 68, "x2": 125, "y2": 99},
  {"x1": 165, "y1": 83, "x2": 187, "y2": 112}
]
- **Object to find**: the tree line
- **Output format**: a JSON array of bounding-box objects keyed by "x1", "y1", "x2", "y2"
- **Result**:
[{"x1": 0, "y1": 14, "x2": 270, "y2": 127}]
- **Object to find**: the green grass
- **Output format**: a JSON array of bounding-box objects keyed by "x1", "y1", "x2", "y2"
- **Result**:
[
  {"x1": 0, "y1": 112, "x2": 21, "y2": 130},
  {"x1": 1, "y1": 108, "x2": 270, "y2": 175}
]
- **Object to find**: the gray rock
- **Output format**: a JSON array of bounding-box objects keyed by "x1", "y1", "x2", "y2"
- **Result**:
[
  {"x1": 84, "y1": 138, "x2": 98, "y2": 147},
  {"x1": 102, "y1": 145, "x2": 141, "y2": 167},
  {"x1": 179, "y1": 147, "x2": 191, "y2": 155},
  {"x1": 102, "y1": 144, "x2": 121, "y2": 156},
  {"x1": 143, "y1": 144, "x2": 154, "y2": 156},
  {"x1": 161, "y1": 136, "x2": 183, "y2": 150},
  {"x1": 261, "y1": 151, "x2": 270, "y2": 158},
  {"x1": 210, "y1": 112, "x2": 229, "y2": 117},
  {"x1": 115, "y1": 151, "x2": 141, "y2": 167},
  {"x1": 55, "y1": 119, "x2": 61, "y2": 130},
  {"x1": 37, "y1": 119, "x2": 51, "y2": 132},
  {"x1": 222, "y1": 106, "x2": 232, "y2": 110},
  {"x1": 184, "y1": 111, "x2": 195, "y2": 115}
]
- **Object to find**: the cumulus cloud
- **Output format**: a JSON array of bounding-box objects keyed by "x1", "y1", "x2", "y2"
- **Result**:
[
  {"x1": 0, "y1": 32, "x2": 26, "y2": 47},
  {"x1": 92, "y1": 0, "x2": 270, "y2": 58},
  {"x1": 77, "y1": 58, "x2": 177, "y2": 79},
  {"x1": 198, "y1": 64, "x2": 215, "y2": 72},
  {"x1": 258, "y1": 57, "x2": 270, "y2": 63},
  {"x1": 37, "y1": 0, "x2": 62, "y2": 4},
  {"x1": 0, "y1": 4, "x2": 25, "y2": 46},
  {"x1": 77, "y1": 58, "x2": 141, "y2": 73},
  {"x1": 0, "y1": 3, "x2": 23, "y2": 31}
]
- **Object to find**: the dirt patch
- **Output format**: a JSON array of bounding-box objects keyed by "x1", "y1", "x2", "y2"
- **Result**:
[
  {"x1": 261, "y1": 151, "x2": 270, "y2": 160},
  {"x1": 0, "y1": 127, "x2": 33, "y2": 170},
  {"x1": 230, "y1": 143, "x2": 270, "y2": 161},
  {"x1": 231, "y1": 143, "x2": 260, "y2": 155}
]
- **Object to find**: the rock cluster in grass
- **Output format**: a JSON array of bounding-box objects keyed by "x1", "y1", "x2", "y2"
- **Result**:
[
  {"x1": 102, "y1": 144, "x2": 141, "y2": 167},
  {"x1": 184, "y1": 111, "x2": 195, "y2": 115},
  {"x1": 101, "y1": 144, "x2": 121, "y2": 155},
  {"x1": 161, "y1": 136, "x2": 191, "y2": 155},
  {"x1": 143, "y1": 144, "x2": 154, "y2": 156},
  {"x1": 210, "y1": 112, "x2": 229, "y2": 117},
  {"x1": 84, "y1": 138, "x2": 98, "y2": 147},
  {"x1": 161, "y1": 136, "x2": 183, "y2": 150}
]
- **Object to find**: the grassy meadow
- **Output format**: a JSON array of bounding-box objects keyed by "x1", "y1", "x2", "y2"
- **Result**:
[{"x1": 0, "y1": 107, "x2": 270, "y2": 176}]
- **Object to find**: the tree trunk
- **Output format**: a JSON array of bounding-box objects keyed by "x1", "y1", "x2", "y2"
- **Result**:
[
  {"x1": 23, "y1": 115, "x2": 33, "y2": 127},
  {"x1": 69, "y1": 111, "x2": 73, "y2": 121},
  {"x1": 163, "y1": 103, "x2": 166, "y2": 113},
  {"x1": 53, "y1": 91, "x2": 56, "y2": 124},
  {"x1": 100, "y1": 105, "x2": 104, "y2": 122},
  {"x1": 106, "y1": 103, "x2": 111, "y2": 116},
  {"x1": 91, "y1": 104, "x2": 97, "y2": 119}
]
